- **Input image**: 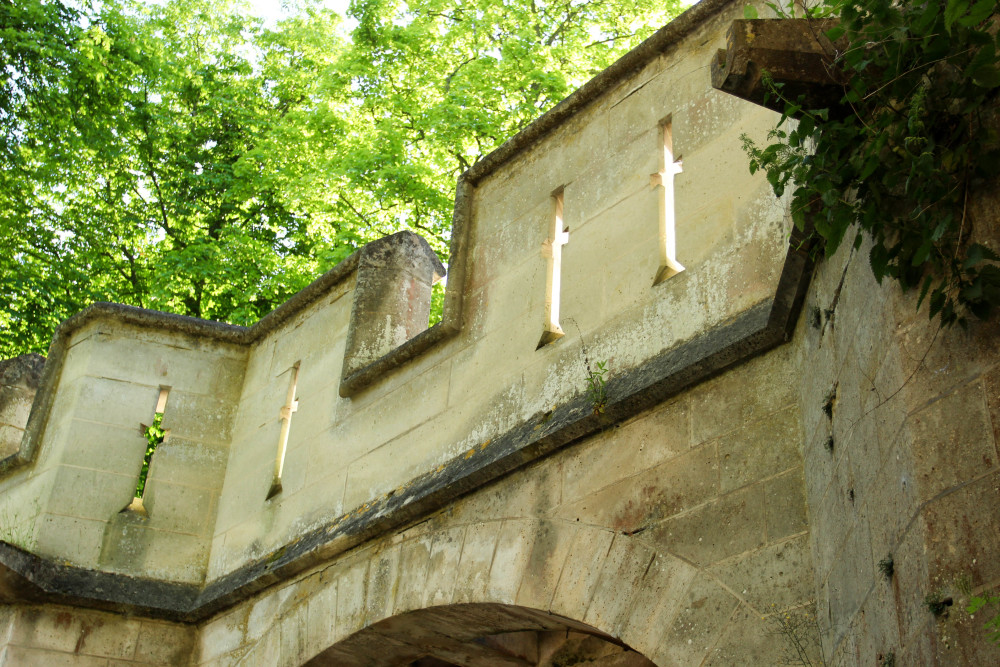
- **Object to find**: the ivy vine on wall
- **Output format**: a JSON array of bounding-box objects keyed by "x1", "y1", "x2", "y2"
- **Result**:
[{"x1": 743, "y1": 0, "x2": 1000, "y2": 326}]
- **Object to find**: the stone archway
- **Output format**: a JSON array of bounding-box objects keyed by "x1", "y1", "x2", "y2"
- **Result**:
[{"x1": 305, "y1": 603, "x2": 655, "y2": 666}]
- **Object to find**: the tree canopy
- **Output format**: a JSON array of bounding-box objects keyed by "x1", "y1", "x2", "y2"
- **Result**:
[{"x1": 0, "y1": 0, "x2": 683, "y2": 357}]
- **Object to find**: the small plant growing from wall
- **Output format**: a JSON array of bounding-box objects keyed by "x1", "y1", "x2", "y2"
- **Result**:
[
  {"x1": 877, "y1": 554, "x2": 894, "y2": 581},
  {"x1": 0, "y1": 501, "x2": 39, "y2": 550},
  {"x1": 924, "y1": 591, "x2": 953, "y2": 618},
  {"x1": 586, "y1": 360, "x2": 609, "y2": 415}
]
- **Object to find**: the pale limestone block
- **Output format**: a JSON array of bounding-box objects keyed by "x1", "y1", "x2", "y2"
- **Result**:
[
  {"x1": 273, "y1": 470, "x2": 346, "y2": 537},
  {"x1": 423, "y1": 526, "x2": 465, "y2": 607},
  {"x1": 343, "y1": 401, "x2": 470, "y2": 513},
  {"x1": 304, "y1": 577, "x2": 337, "y2": 659},
  {"x1": 673, "y1": 88, "x2": 747, "y2": 158},
  {"x1": 54, "y1": 375, "x2": 161, "y2": 433},
  {"x1": 229, "y1": 381, "x2": 287, "y2": 444},
  {"x1": 515, "y1": 519, "x2": 576, "y2": 611},
  {"x1": 549, "y1": 526, "x2": 615, "y2": 620},
  {"x1": 269, "y1": 285, "x2": 353, "y2": 384},
  {"x1": 896, "y1": 314, "x2": 1000, "y2": 409},
  {"x1": 649, "y1": 573, "x2": 741, "y2": 667},
  {"x1": 394, "y1": 534, "x2": 433, "y2": 614},
  {"x1": 843, "y1": 412, "x2": 881, "y2": 502},
  {"x1": 863, "y1": 435, "x2": 919, "y2": 569},
  {"x1": 553, "y1": 442, "x2": 720, "y2": 533},
  {"x1": 243, "y1": 628, "x2": 279, "y2": 667},
  {"x1": 674, "y1": 195, "x2": 735, "y2": 273},
  {"x1": 452, "y1": 521, "x2": 502, "y2": 604},
  {"x1": 146, "y1": 438, "x2": 228, "y2": 490},
  {"x1": 565, "y1": 126, "x2": 660, "y2": 229},
  {"x1": 561, "y1": 397, "x2": 690, "y2": 504},
  {"x1": 449, "y1": 457, "x2": 562, "y2": 524},
  {"x1": 718, "y1": 406, "x2": 802, "y2": 493},
  {"x1": 143, "y1": 481, "x2": 214, "y2": 535},
  {"x1": 8, "y1": 607, "x2": 86, "y2": 654},
  {"x1": 341, "y1": 232, "x2": 444, "y2": 380},
  {"x1": 159, "y1": 391, "x2": 237, "y2": 447},
  {"x1": 302, "y1": 420, "x2": 368, "y2": 491},
  {"x1": 45, "y1": 465, "x2": 135, "y2": 522},
  {"x1": 705, "y1": 604, "x2": 808, "y2": 667},
  {"x1": 475, "y1": 105, "x2": 607, "y2": 233},
  {"x1": 824, "y1": 523, "x2": 877, "y2": 649},
  {"x1": 62, "y1": 330, "x2": 246, "y2": 400},
  {"x1": 72, "y1": 614, "x2": 142, "y2": 659},
  {"x1": 446, "y1": 321, "x2": 536, "y2": 413},
  {"x1": 763, "y1": 468, "x2": 808, "y2": 542},
  {"x1": 335, "y1": 557, "x2": 370, "y2": 637},
  {"x1": 738, "y1": 345, "x2": 799, "y2": 424},
  {"x1": 465, "y1": 197, "x2": 549, "y2": 294},
  {"x1": 923, "y1": 470, "x2": 1000, "y2": 588},
  {"x1": 583, "y1": 536, "x2": 655, "y2": 637},
  {"x1": 465, "y1": 256, "x2": 545, "y2": 343},
  {"x1": 277, "y1": 603, "x2": 307, "y2": 667},
  {"x1": 908, "y1": 381, "x2": 995, "y2": 499},
  {"x1": 810, "y1": 453, "x2": 855, "y2": 582},
  {"x1": 1, "y1": 646, "x2": 109, "y2": 667},
  {"x1": 140, "y1": 529, "x2": 210, "y2": 584},
  {"x1": 338, "y1": 356, "x2": 451, "y2": 466},
  {"x1": 134, "y1": 620, "x2": 196, "y2": 666},
  {"x1": 212, "y1": 459, "x2": 273, "y2": 539},
  {"x1": 54, "y1": 418, "x2": 146, "y2": 474},
  {"x1": 651, "y1": 483, "x2": 766, "y2": 567},
  {"x1": 247, "y1": 591, "x2": 282, "y2": 644},
  {"x1": 605, "y1": 66, "x2": 672, "y2": 151},
  {"x1": 620, "y1": 554, "x2": 699, "y2": 657},
  {"x1": 709, "y1": 533, "x2": 816, "y2": 612},
  {"x1": 598, "y1": 237, "x2": 665, "y2": 319},
  {"x1": 239, "y1": 335, "x2": 276, "y2": 402},
  {"x1": 560, "y1": 191, "x2": 661, "y2": 328},
  {"x1": 364, "y1": 544, "x2": 399, "y2": 624},
  {"x1": 486, "y1": 519, "x2": 538, "y2": 605},
  {"x1": 283, "y1": 382, "x2": 341, "y2": 447}
]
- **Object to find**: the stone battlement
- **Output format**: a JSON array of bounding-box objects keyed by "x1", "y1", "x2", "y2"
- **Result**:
[{"x1": 0, "y1": 1, "x2": 998, "y2": 665}]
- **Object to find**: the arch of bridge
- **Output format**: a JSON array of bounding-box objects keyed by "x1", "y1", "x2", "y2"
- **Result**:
[{"x1": 211, "y1": 516, "x2": 754, "y2": 666}]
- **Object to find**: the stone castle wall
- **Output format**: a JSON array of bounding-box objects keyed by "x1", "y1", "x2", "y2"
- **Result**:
[{"x1": 0, "y1": 0, "x2": 998, "y2": 665}]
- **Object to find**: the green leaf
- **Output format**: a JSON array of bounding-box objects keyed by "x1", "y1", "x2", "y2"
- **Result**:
[
  {"x1": 961, "y1": 0, "x2": 997, "y2": 26},
  {"x1": 964, "y1": 243, "x2": 1000, "y2": 269},
  {"x1": 743, "y1": 5, "x2": 758, "y2": 20},
  {"x1": 944, "y1": 0, "x2": 970, "y2": 33}
]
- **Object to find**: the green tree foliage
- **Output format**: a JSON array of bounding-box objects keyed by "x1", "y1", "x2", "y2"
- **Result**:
[
  {"x1": 743, "y1": 0, "x2": 1000, "y2": 326},
  {"x1": 0, "y1": 0, "x2": 682, "y2": 358}
]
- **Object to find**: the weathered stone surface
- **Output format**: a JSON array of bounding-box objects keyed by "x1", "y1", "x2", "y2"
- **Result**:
[{"x1": 0, "y1": 2, "x2": 998, "y2": 666}]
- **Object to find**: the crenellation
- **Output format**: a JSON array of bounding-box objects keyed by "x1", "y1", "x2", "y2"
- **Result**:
[{"x1": 0, "y1": 0, "x2": 998, "y2": 664}]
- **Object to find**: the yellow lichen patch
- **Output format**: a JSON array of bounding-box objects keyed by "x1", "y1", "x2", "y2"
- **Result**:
[{"x1": 480, "y1": 439, "x2": 491, "y2": 450}]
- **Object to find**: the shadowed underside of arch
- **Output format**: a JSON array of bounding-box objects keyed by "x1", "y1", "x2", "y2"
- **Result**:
[{"x1": 305, "y1": 603, "x2": 656, "y2": 667}]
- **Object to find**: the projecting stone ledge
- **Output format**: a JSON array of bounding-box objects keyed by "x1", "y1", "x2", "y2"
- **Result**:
[{"x1": 711, "y1": 18, "x2": 848, "y2": 114}]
